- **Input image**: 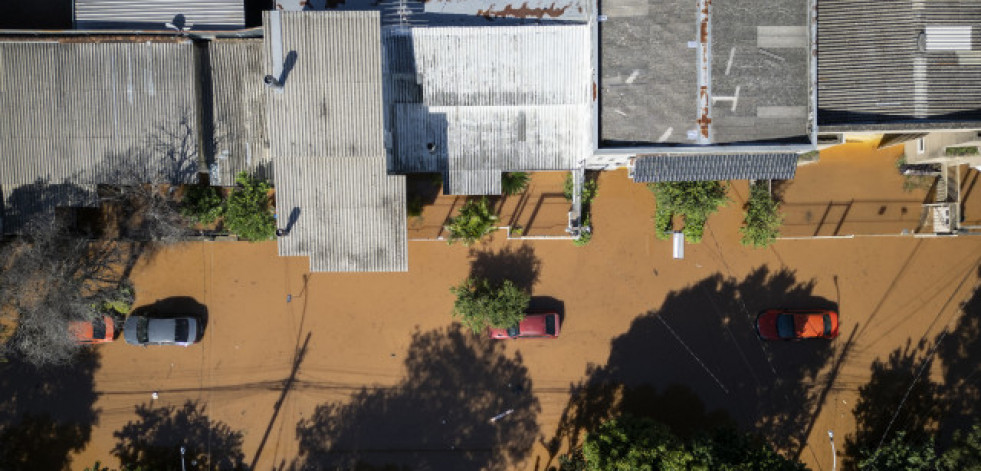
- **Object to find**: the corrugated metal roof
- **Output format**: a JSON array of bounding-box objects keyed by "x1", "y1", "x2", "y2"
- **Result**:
[
  {"x1": 265, "y1": 11, "x2": 408, "y2": 272},
  {"x1": 818, "y1": 0, "x2": 981, "y2": 128},
  {"x1": 0, "y1": 41, "x2": 201, "y2": 186},
  {"x1": 74, "y1": 0, "x2": 245, "y2": 30},
  {"x1": 264, "y1": 11, "x2": 385, "y2": 159},
  {"x1": 632, "y1": 153, "x2": 799, "y2": 182},
  {"x1": 209, "y1": 39, "x2": 270, "y2": 186},
  {"x1": 404, "y1": 26, "x2": 591, "y2": 106},
  {"x1": 384, "y1": 25, "x2": 592, "y2": 195},
  {"x1": 2, "y1": 183, "x2": 99, "y2": 234},
  {"x1": 274, "y1": 156, "x2": 407, "y2": 272}
]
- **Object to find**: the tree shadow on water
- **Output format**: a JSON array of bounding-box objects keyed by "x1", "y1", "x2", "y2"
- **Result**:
[
  {"x1": 468, "y1": 244, "x2": 541, "y2": 292},
  {"x1": 938, "y1": 271, "x2": 981, "y2": 446},
  {"x1": 0, "y1": 350, "x2": 101, "y2": 470},
  {"x1": 843, "y1": 340, "x2": 943, "y2": 469},
  {"x1": 288, "y1": 325, "x2": 541, "y2": 471},
  {"x1": 112, "y1": 400, "x2": 245, "y2": 471},
  {"x1": 545, "y1": 266, "x2": 835, "y2": 466}
]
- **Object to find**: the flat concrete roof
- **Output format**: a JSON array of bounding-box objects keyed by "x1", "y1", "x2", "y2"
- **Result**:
[{"x1": 600, "y1": 0, "x2": 811, "y2": 146}]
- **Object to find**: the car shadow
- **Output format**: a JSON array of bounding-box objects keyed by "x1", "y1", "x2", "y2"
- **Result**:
[
  {"x1": 529, "y1": 296, "x2": 565, "y2": 326},
  {"x1": 130, "y1": 297, "x2": 209, "y2": 340}
]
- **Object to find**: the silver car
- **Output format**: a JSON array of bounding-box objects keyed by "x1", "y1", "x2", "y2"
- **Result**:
[{"x1": 123, "y1": 315, "x2": 200, "y2": 347}]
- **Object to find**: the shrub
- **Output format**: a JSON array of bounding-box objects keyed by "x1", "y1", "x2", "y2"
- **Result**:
[
  {"x1": 179, "y1": 185, "x2": 225, "y2": 224},
  {"x1": 649, "y1": 181, "x2": 729, "y2": 243},
  {"x1": 945, "y1": 146, "x2": 980, "y2": 156},
  {"x1": 654, "y1": 207, "x2": 673, "y2": 240},
  {"x1": 501, "y1": 172, "x2": 531, "y2": 196},
  {"x1": 450, "y1": 278, "x2": 529, "y2": 333},
  {"x1": 564, "y1": 172, "x2": 598, "y2": 204},
  {"x1": 224, "y1": 172, "x2": 275, "y2": 241},
  {"x1": 574, "y1": 215, "x2": 592, "y2": 246},
  {"x1": 740, "y1": 182, "x2": 783, "y2": 248},
  {"x1": 445, "y1": 197, "x2": 498, "y2": 246}
]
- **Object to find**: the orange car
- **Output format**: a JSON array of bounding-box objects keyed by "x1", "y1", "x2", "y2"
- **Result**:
[
  {"x1": 69, "y1": 315, "x2": 115, "y2": 344},
  {"x1": 755, "y1": 309, "x2": 839, "y2": 340}
]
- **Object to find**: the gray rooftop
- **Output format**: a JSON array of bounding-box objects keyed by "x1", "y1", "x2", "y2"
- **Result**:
[
  {"x1": 0, "y1": 40, "x2": 202, "y2": 232},
  {"x1": 631, "y1": 153, "x2": 799, "y2": 182},
  {"x1": 818, "y1": 0, "x2": 981, "y2": 131},
  {"x1": 74, "y1": 0, "x2": 245, "y2": 30},
  {"x1": 384, "y1": 25, "x2": 592, "y2": 194},
  {"x1": 600, "y1": 0, "x2": 811, "y2": 146},
  {"x1": 265, "y1": 11, "x2": 408, "y2": 272},
  {"x1": 208, "y1": 39, "x2": 271, "y2": 185},
  {"x1": 0, "y1": 41, "x2": 202, "y2": 186}
]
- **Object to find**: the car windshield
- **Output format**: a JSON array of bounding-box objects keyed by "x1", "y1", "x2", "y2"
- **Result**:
[
  {"x1": 823, "y1": 315, "x2": 832, "y2": 336},
  {"x1": 777, "y1": 315, "x2": 796, "y2": 339},
  {"x1": 506, "y1": 326, "x2": 520, "y2": 337},
  {"x1": 91, "y1": 317, "x2": 106, "y2": 339},
  {"x1": 545, "y1": 316, "x2": 556, "y2": 335},
  {"x1": 136, "y1": 318, "x2": 149, "y2": 344},
  {"x1": 175, "y1": 319, "x2": 190, "y2": 343}
]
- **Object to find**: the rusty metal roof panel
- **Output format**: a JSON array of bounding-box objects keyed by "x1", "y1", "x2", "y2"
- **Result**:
[
  {"x1": 818, "y1": 0, "x2": 981, "y2": 128},
  {"x1": 0, "y1": 41, "x2": 201, "y2": 187},
  {"x1": 209, "y1": 39, "x2": 270, "y2": 186},
  {"x1": 274, "y1": 156, "x2": 407, "y2": 272},
  {"x1": 263, "y1": 10, "x2": 385, "y2": 159},
  {"x1": 74, "y1": 0, "x2": 245, "y2": 30}
]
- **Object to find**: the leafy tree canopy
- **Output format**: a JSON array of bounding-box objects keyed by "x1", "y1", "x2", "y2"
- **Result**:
[
  {"x1": 179, "y1": 185, "x2": 225, "y2": 225},
  {"x1": 502, "y1": 172, "x2": 531, "y2": 196},
  {"x1": 563, "y1": 416, "x2": 803, "y2": 471},
  {"x1": 445, "y1": 198, "x2": 498, "y2": 246},
  {"x1": 450, "y1": 278, "x2": 529, "y2": 333},
  {"x1": 649, "y1": 181, "x2": 729, "y2": 243},
  {"x1": 224, "y1": 172, "x2": 275, "y2": 242},
  {"x1": 740, "y1": 182, "x2": 782, "y2": 248}
]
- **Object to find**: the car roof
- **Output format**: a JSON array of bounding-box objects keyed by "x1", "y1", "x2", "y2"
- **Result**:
[
  {"x1": 517, "y1": 313, "x2": 553, "y2": 336},
  {"x1": 794, "y1": 312, "x2": 827, "y2": 337}
]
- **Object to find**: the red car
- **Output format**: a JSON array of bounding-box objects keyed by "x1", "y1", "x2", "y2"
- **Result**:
[
  {"x1": 756, "y1": 309, "x2": 838, "y2": 340},
  {"x1": 488, "y1": 312, "x2": 561, "y2": 339},
  {"x1": 70, "y1": 315, "x2": 115, "y2": 344}
]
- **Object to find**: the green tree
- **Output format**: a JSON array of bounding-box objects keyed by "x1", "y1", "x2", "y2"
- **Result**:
[
  {"x1": 649, "y1": 181, "x2": 729, "y2": 243},
  {"x1": 444, "y1": 197, "x2": 498, "y2": 246},
  {"x1": 691, "y1": 427, "x2": 805, "y2": 471},
  {"x1": 582, "y1": 416, "x2": 693, "y2": 471},
  {"x1": 561, "y1": 416, "x2": 803, "y2": 471},
  {"x1": 941, "y1": 424, "x2": 981, "y2": 470},
  {"x1": 450, "y1": 278, "x2": 529, "y2": 333},
  {"x1": 740, "y1": 182, "x2": 782, "y2": 248},
  {"x1": 502, "y1": 172, "x2": 531, "y2": 196},
  {"x1": 224, "y1": 172, "x2": 275, "y2": 241},
  {"x1": 179, "y1": 185, "x2": 225, "y2": 224},
  {"x1": 858, "y1": 432, "x2": 938, "y2": 471}
]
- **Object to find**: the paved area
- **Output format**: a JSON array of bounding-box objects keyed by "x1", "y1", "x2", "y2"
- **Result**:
[
  {"x1": 14, "y1": 166, "x2": 979, "y2": 470},
  {"x1": 779, "y1": 141, "x2": 932, "y2": 237}
]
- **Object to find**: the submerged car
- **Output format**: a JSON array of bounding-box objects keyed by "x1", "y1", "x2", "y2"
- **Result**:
[
  {"x1": 488, "y1": 312, "x2": 561, "y2": 339},
  {"x1": 756, "y1": 309, "x2": 839, "y2": 340},
  {"x1": 69, "y1": 315, "x2": 115, "y2": 344},
  {"x1": 124, "y1": 315, "x2": 200, "y2": 347}
]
